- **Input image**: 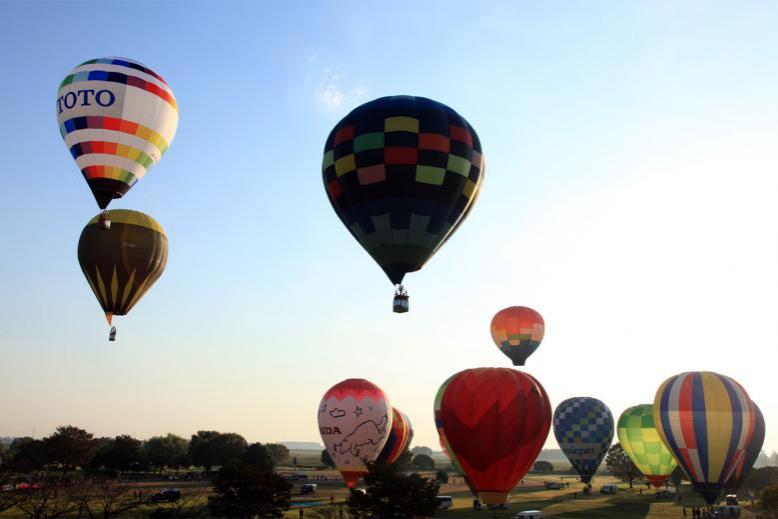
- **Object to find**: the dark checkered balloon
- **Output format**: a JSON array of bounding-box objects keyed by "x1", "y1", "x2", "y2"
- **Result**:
[
  {"x1": 322, "y1": 96, "x2": 484, "y2": 285},
  {"x1": 553, "y1": 397, "x2": 614, "y2": 483}
]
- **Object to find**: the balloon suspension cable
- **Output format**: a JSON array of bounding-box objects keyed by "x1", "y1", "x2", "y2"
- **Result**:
[
  {"x1": 99, "y1": 210, "x2": 111, "y2": 230},
  {"x1": 109, "y1": 326, "x2": 117, "y2": 342},
  {"x1": 393, "y1": 284, "x2": 409, "y2": 314}
]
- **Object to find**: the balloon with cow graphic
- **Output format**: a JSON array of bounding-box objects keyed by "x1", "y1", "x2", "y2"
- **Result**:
[
  {"x1": 617, "y1": 404, "x2": 678, "y2": 488},
  {"x1": 727, "y1": 402, "x2": 765, "y2": 492},
  {"x1": 78, "y1": 209, "x2": 168, "y2": 340},
  {"x1": 553, "y1": 397, "x2": 614, "y2": 484},
  {"x1": 322, "y1": 95, "x2": 485, "y2": 312},
  {"x1": 437, "y1": 368, "x2": 551, "y2": 505},
  {"x1": 318, "y1": 378, "x2": 392, "y2": 488},
  {"x1": 376, "y1": 407, "x2": 413, "y2": 464},
  {"x1": 490, "y1": 306, "x2": 544, "y2": 366},
  {"x1": 654, "y1": 372, "x2": 757, "y2": 504},
  {"x1": 57, "y1": 57, "x2": 178, "y2": 209}
]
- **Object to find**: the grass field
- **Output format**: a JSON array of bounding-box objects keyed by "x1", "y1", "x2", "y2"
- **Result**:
[{"x1": 0, "y1": 469, "x2": 759, "y2": 518}]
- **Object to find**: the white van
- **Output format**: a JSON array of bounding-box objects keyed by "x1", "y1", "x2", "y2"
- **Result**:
[
  {"x1": 436, "y1": 496, "x2": 453, "y2": 509},
  {"x1": 515, "y1": 511, "x2": 543, "y2": 519}
]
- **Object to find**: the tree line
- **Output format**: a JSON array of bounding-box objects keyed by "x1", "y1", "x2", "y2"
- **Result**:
[{"x1": 0, "y1": 425, "x2": 290, "y2": 476}]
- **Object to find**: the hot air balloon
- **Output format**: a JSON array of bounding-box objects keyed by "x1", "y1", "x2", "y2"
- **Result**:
[
  {"x1": 77, "y1": 209, "x2": 168, "y2": 341},
  {"x1": 617, "y1": 404, "x2": 678, "y2": 488},
  {"x1": 727, "y1": 402, "x2": 765, "y2": 492},
  {"x1": 655, "y1": 372, "x2": 757, "y2": 504},
  {"x1": 434, "y1": 374, "x2": 477, "y2": 496},
  {"x1": 57, "y1": 57, "x2": 178, "y2": 217},
  {"x1": 437, "y1": 368, "x2": 551, "y2": 505},
  {"x1": 553, "y1": 397, "x2": 614, "y2": 484},
  {"x1": 490, "y1": 306, "x2": 544, "y2": 366},
  {"x1": 322, "y1": 95, "x2": 485, "y2": 313},
  {"x1": 376, "y1": 408, "x2": 413, "y2": 464},
  {"x1": 318, "y1": 379, "x2": 392, "y2": 488}
]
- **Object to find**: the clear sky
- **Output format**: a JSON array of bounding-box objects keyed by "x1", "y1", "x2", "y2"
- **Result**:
[{"x1": 1, "y1": 1, "x2": 777, "y2": 454}]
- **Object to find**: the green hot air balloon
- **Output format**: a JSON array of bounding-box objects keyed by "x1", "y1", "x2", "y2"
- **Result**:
[
  {"x1": 617, "y1": 405, "x2": 678, "y2": 488},
  {"x1": 322, "y1": 95, "x2": 485, "y2": 313},
  {"x1": 78, "y1": 209, "x2": 168, "y2": 340}
]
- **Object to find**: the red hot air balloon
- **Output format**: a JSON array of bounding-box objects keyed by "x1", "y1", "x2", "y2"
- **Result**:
[
  {"x1": 437, "y1": 368, "x2": 551, "y2": 505},
  {"x1": 490, "y1": 306, "x2": 544, "y2": 366},
  {"x1": 376, "y1": 408, "x2": 413, "y2": 464}
]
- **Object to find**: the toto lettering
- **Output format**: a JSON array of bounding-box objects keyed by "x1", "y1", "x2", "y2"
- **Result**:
[
  {"x1": 57, "y1": 89, "x2": 116, "y2": 113},
  {"x1": 319, "y1": 426, "x2": 341, "y2": 435}
]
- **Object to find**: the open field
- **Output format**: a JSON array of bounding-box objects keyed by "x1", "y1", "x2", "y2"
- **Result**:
[{"x1": 0, "y1": 472, "x2": 759, "y2": 518}]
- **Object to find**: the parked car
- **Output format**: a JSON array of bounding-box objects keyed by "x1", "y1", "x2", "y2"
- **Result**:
[
  {"x1": 655, "y1": 490, "x2": 675, "y2": 499},
  {"x1": 600, "y1": 484, "x2": 619, "y2": 494},
  {"x1": 149, "y1": 489, "x2": 181, "y2": 503},
  {"x1": 714, "y1": 505, "x2": 741, "y2": 518},
  {"x1": 436, "y1": 496, "x2": 453, "y2": 509},
  {"x1": 288, "y1": 473, "x2": 309, "y2": 481},
  {"x1": 300, "y1": 483, "x2": 318, "y2": 495},
  {"x1": 515, "y1": 511, "x2": 543, "y2": 519},
  {"x1": 544, "y1": 481, "x2": 563, "y2": 490}
]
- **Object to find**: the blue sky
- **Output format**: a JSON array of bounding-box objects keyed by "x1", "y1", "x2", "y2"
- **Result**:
[{"x1": 1, "y1": 1, "x2": 777, "y2": 454}]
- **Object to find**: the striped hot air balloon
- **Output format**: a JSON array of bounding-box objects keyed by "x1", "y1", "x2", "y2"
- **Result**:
[
  {"x1": 617, "y1": 404, "x2": 678, "y2": 488},
  {"x1": 376, "y1": 407, "x2": 413, "y2": 464},
  {"x1": 654, "y1": 372, "x2": 757, "y2": 505},
  {"x1": 77, "y1": 209, "x2": 168, "y2": 338},
  {"x1": 727, "y1": 402, "x2": 765, "y2": 492},
  {"x1": 57, "y1": 57, "x2": 178, "y2": 209}
]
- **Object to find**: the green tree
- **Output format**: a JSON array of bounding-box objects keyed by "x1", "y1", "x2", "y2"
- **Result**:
[
  {"x1": 102, "y1": 435, "x2": 143, "y2": 475},
  {"x1": 347, "y1": 462, "x2": 439, "y2": 518},
  {"x1": 746, "y1": 466, "x2": 778, "y2": 492},
  {"x1": 189, "y1": 431, "x2": 247, "y2": 474},
  {"x1": 533, "y1": 460, "x2": 554, "y2": 473},
  {"x1": 265, "y1": 444, "x2": 290, "y2": 465},
  {"x1": 760, "y1": 482, "x2": 778, "y2": 514},
  {"x1": 411, "y1": 446, "x2": 433, "y2": 457},
  {"x1": 207, "y1": 461, "x2": 291, "y2": 518},
  {"x1": 144, "y1": 433, "x2": 190, "y2": 475},
  {"x1": 244, "y1": 443, "x2": 275, "y2": 472},
  {"x1": 43, "y1": 425, "x2": 98, "y2": 474},
  {"x1": 605, "y1": 443, "x2": 639, "y2": 488},
  {"x1": 395, "y1": 449, "x2": 413, "y2": 470},
  {"x1": 6, "y1": 438, "x2": 46, "y2": 471},
  {"x1": 435, "y1": 470, "x2": 448, "y2": 483},
  {"x1": 321, "y1": 449, "x2": 335, "y2": 468},
  {"x1": 412, "y1": 454, "x2": 435, "y2": 471}
]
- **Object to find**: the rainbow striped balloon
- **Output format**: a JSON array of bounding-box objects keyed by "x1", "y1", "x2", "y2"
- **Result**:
[
  {"x1": 654, "y1": 372, "x2": 756, "y2": 504},
  {"x1": 57, "y1": 57, "x2": 178, "y2": 209},
  {"x1": 376, "y1": 407, "x2": 413, "y2": 464}
]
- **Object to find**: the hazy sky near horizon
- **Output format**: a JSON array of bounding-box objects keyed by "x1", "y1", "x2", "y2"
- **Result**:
[{"x1": 1, "y1": 1, "x2": 777, "y2": 455}]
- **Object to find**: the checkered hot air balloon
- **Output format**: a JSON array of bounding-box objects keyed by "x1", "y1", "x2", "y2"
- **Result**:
[
  {"x1": 77, "y1": 210, "x2": 168, "y2": 341},
  {"x1": 617, "y1": 404, "x2": 678, "y2": 488},
  {"x1": 57, "y1": 57, "x2": 178, "y2": 210},
  {"x1": 654, "y1": 372, "x2": 757, "y2": 505},
  {"x1": 553, "y1": 397, "x2": 614, "y2": 484},
  {"x1": 490, "y1": 306, "x2": 545, "y2": 366},
  {"x1": 437, "y1": 368, "x2": 551, "y2": 505},
  {"x1": 322, "y1": 96, "x2": 484, "y2": 313}
]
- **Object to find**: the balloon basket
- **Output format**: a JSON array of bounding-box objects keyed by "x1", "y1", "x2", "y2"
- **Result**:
[
  {"x1": 109, "y1": 326, "x2": 116, "y2": 342},
  {"x1": 99, "y1": 210, "x2": 111, "y2": 230},
  {"x1": 393, "y1": 285, "x2": 409, "y2": 313}
]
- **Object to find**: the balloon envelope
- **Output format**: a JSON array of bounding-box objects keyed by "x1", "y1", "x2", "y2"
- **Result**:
[
  {"x1": 318, "y1": 379, "x2": 392, "y2": 488},
  {"x1": 77, "y1": 209, "x2": 168, "y2": 324},
  {"x1": 727, "y1": 402, "x2": 765, "y2": 492},
  {"x1": 322, "y1": 95, "x2": 484, "y2": 286},
  {"x1": 376, "y1": 407, "x2": 413, "y2": 465},
  {"x1": 490, "y1": 306, "x2": 544, "y2": 366},
  {"x1": 654, "y1": 371, "x2": 756, "y2": 504},
  {"x1": 617, "y1": 404, "x2": 678, "y2": 487},
  {"x1": 57, "y1": 57, "x2": 178, "y2": 209},
  {"x1": 554, "y1": 397, "x2": 614, "y2": 484},
  {"x1": 437, "y1": 368, "x2": 551, "y2": 505}
]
